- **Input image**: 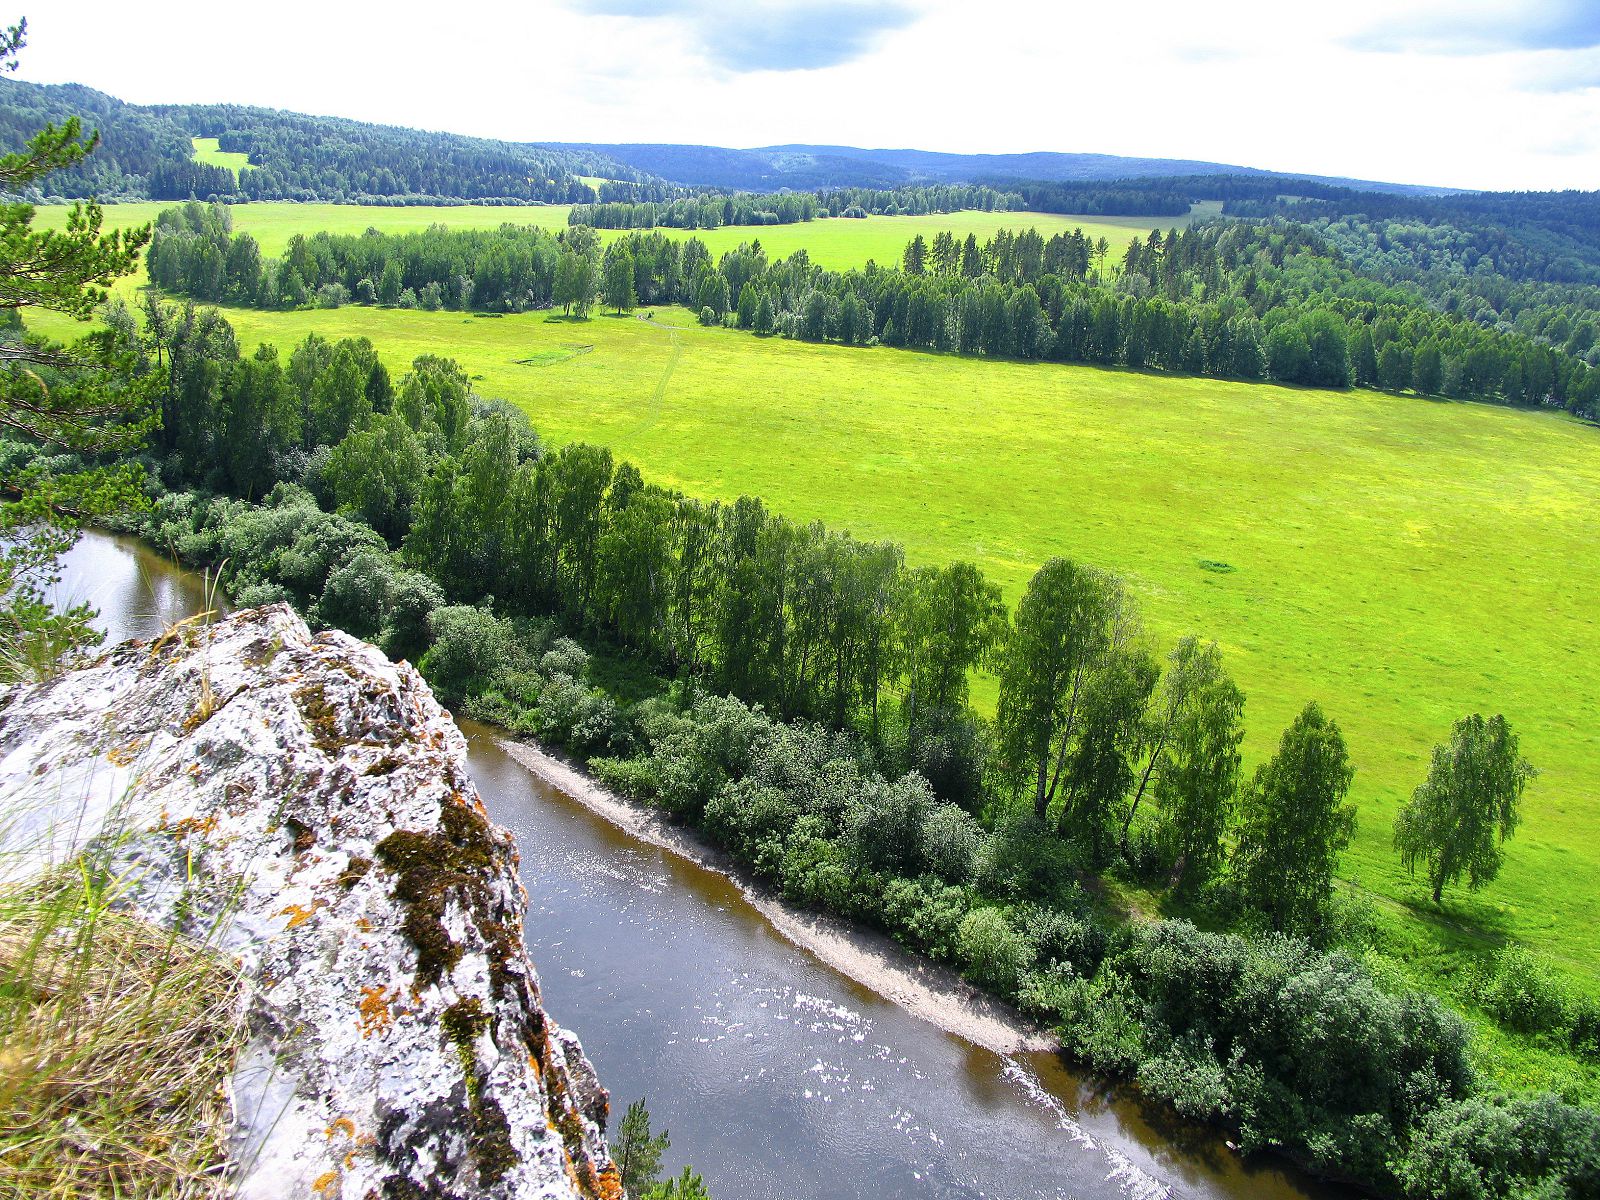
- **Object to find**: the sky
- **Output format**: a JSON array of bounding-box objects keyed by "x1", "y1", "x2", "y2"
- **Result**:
[{"x1": 13, "y1": 0, "x2": 1600, "y2": 191}]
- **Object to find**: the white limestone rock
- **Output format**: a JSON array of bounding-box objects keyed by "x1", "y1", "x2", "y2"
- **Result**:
[{"x1": 0, "y1": 604, "x2": 620, "y2": 1200}]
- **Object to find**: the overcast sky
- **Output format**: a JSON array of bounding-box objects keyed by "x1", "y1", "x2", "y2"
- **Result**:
[{"x1": 14, "y1": 0, "x2": 1600, "y2": 191}]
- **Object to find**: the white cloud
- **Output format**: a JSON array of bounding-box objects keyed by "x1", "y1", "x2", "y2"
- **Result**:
[{"x1": 12, "y1": 0, "x2": 1600, "y2": 190}]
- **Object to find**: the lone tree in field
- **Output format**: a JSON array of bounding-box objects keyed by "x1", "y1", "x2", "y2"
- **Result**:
[
  {"x1": 1393, "y1": 713, "x2": 1535, "y2": 905},
  {"x1": 1233, "y1": 701, "x2": 1356, "y2": 935}
]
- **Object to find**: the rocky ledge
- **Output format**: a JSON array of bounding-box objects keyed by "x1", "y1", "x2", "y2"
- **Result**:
[{"x1": 0, "y1": 604, "x2": 619, "y2": 1200}]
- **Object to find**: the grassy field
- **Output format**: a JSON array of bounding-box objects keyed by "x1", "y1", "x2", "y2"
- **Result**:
[
  {"x1": 35, "y1": 202, "x2": 1173, "y2": 271},
  {"x1": 25, "y1": 203, "x2": 1600, "y2": 1000},
  {"x1": 39, "y1": 294, "x2": 1595, "y2": 987},
  {"x1": 189, "y1": 137, "x2": 251, "y2": 177}
]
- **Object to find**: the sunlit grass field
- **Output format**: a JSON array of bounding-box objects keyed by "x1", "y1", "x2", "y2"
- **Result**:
[
  {"x1": 27, "y1": 203, "x2": 1600, "y2": 1002},
  {"x1": 35, "y1": 202, "x2": 1173, "y2": 270},
  {"x1": 188, "y1": 137, "x2": 250, "y2": 177}
]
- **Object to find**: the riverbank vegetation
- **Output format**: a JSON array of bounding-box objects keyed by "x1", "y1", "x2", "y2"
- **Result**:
[{"x1": 19, "y1": 282, "x2": 1597, "y2": 1193}]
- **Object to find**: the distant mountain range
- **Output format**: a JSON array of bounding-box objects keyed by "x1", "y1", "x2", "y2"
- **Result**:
[
  {"x1": 1, "y1": 75, "x2": 1457, "y2": 202},
  {"x1": 543, "y1": 141, "x2": 1460, "y2": 196}
]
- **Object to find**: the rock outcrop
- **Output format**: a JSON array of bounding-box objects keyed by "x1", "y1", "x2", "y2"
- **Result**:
[{"x1": 0, "y1": 605, "x2": 620, "y2": 1200}]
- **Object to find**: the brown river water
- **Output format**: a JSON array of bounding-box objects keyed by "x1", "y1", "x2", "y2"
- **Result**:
[{"x1": 56, "y1": 531, "x2": 1352, "y2": 1200}]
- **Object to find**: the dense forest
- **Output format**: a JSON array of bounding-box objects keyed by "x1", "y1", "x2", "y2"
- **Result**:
[
  {"x1": 570, "y1": 182, "x2": 1018, "y2": 229},
  {"x1": 146, "y1": 201, "x2": 1600, "y2": 416},
  {"x1": 0, "y1": 77, "x2": 644, "y2": 203},
  {"x1": 13, "y1": 288, "x2": 1595, "y2": 1197},
  {"x1": 552, "y1": 141, "x2": 1455, "y2": 195}
]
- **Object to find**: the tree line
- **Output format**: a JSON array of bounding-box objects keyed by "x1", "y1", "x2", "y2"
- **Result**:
[
  {"x1": 571, "y1": 182, "x2": 1022, "y2": 230},
  {"x1": 147, "y1": 201, "x2": 1600, "y2": 416}
]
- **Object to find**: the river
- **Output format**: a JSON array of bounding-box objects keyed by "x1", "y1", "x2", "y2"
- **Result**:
[{"x1": 56, "y1": 531, "x2": 1347, "y2": 1200}]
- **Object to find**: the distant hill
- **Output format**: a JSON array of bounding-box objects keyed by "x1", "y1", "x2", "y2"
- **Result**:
[
  {"x1": 546, "y1": 141, "x2": 1460, "y2": 197},
  {"x1": 0, "y1": 78, "x2": 654, "y2": 204},
  {"x1": 1, "y1": 74, "x2": 1460, "y2": 205}
]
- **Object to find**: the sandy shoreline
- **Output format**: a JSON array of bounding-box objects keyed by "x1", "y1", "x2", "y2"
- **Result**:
[{"x1": 494, "y1": 737, "x2": 1056, "y2": 1057}]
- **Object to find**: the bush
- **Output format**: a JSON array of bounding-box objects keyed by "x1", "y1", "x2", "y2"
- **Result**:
[
  {"x1": 630, "y1": 693, "x2": 772, "y2": 819},
  {"x1": 957, "y1": 907, "x2": 1032, "y2": 994},
  {"x1": 704, "y1": 780, "x2": 800, "y2": 878},
  {"x1": 876, "y1": 876, "x2": 972, "y2": 960},
  {"x1": 975, "y1": 805, "x2": 1083, "y2": 905},
  {"x1": 540, "y1": 637, "x2": 590, "y2": 679},
  {"x1": 1471, "y1": 948, "x2": 1573, "y2": 1039},
  {"x1": 1395, "y1": 1092, "x2": 1600, "y2": 1200},
  {"x1": 418, "y1": 605, "x2": 524, "y2": 702},
  {"x1": 841, "y1": 773, "x2": 934, "y2": 876},
  {"x1": 920, "y1": 803, "x2": 983, "y2": 884}
]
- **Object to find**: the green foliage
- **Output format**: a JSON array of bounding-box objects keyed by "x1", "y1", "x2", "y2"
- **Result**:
[
  {"x1": 613, "y1": 1098, "x2": 670, "y2": 1197},
  {"x1": 1135, "y1": 637, "x2": 1245, "y2": 889},
  {"x1": 1469, "y1": 948, "x2": 1574, "y2": 1040},
  {"x1": 1395, "y1": 1093, "x2": 1600, "y2": 1200},
  {"x1": 994, "y1": 557, "x2": 1121, "y2": 818},
  {"x1": 0, "y1": 25, "x2": 154, "y2": 676},
  {"x1": 1233, "y1": 702, "x2": 1357, "y2": 936},
  {"x1": 642, "y1": 1167, "x2": 713, "y2": 1200},
  {"x1": 418, "y1": 605, "x2": 524, "y2": 703},
  {"x1": 1395, "y1": 714, "x2": 1536, "y2": 904},
  {"x1": 956, "y1": 907, "x2": 1031, "y2": 993}
]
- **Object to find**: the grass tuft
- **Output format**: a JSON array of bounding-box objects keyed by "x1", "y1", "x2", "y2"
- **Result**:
[{"x1": 0, "y1": 866, "x2": 245, "y2": 1198}]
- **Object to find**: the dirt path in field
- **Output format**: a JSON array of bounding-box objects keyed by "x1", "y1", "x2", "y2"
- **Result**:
[{"x1": 628, "y1": 313, "x2": 683, "y2": 436}]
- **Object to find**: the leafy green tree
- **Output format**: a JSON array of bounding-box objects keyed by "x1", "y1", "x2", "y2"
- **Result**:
[
  {"x1": 1122, "y1": 637, "x2": 1245, "y2": 888},
  {"x1": 221, "y1": 343, "x2": 299, "y2": 498},
  {"x1": 1377, "y1": 341, "x2": 1411, "y2": 391},
  {"x1": 325, "y1": 413, "x2": 430, "y2": 544},
  {"x1": 903, "y1": 234, "x2": 927, "y2": 276},
  {"x1": 1394, "y1": 714, "x2": 1535, "y2": 904},
  {"x1": 1233, "y1": 701, "x2": 1356, "y2": 935},
  {"x1": 1059, "y1": 625, "x2": 1156, "y2": 865},
  {"x1": 554, "y1": 248, "x2": 598, "y2": 318},
  {"x1": 894, "y1": 561, "x2": 1004, "y2": 731},
  {"x1": 995, "y1": 558, "x2": 1120, "y2": 819},
  {"x1": 613, "y1": 1098, "x2": 670, "y2": 1196},
  {"x1": 602, "y1": 242, "x2": 637, "y2": 314},
  {"x1": 642, "y1": 1167, "x2": 711, "y2": 1200}
]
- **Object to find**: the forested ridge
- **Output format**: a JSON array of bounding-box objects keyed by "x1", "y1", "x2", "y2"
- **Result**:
[
  {"x1": 0, "y1": 77, "x2": 645, "y2": 204},
  {"x1": 569, "y1": 182, "x2": 1019, "y2": 229},
  {"x1": 10, "y1": 273, "x2": 1598, "y2": 1194},
  {"x1": 146, "y1": 201, "x2": 1600, "y2": 416}
]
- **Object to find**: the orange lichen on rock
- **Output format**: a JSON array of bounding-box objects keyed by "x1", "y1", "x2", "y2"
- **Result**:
[
  {"x1": 279, "y1": 899, "x2": 327, "y2": 929},
  {"x1": 358, "y1": 986, "x2": 394, "y2": 1038},
  {"x1": 595, "y1": 1164, "x2": 626, "y2": 1200}
]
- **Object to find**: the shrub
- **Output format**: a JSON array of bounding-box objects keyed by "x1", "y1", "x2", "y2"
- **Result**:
[
  {"x1": 1471, "y1": 948, "x2": 1572, "y2": 1038},
  {"x1": 1395, "y1": 1093, "x2": 1600, "y2": 1200},
  {"x1": 880, "y1": 877, "x2": 970, "y2": 960},
  {"x1": 418, "y1": 605, "x2": 523, "y2": 702},
  {"x1": 957, "y1": 907, "x2": 1032, "y2": 994}
]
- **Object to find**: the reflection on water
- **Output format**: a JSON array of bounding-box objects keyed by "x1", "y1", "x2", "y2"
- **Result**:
[
  {"x1": 61, "y1": 532, "x2": 1349, "y2": 1200},
  {"x1": 56, "y1": 532, "x2": 225, "y2": 646}
]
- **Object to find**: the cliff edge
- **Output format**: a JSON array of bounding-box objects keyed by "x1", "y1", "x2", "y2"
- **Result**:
[{"x1": 0, "y1": 604, "x2": 620, "y2": 1200}]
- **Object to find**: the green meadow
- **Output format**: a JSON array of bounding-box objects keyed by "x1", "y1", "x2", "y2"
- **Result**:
[
  {"x1": 35, "y1": 202, "x2": 1173, "y2": 270},
  {"x1": 26, "y1": 203, "x2": 1600, "y2": 1000},
  {"x1": 188, "y1": 136, "x2": 251, "y2": 176}
]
